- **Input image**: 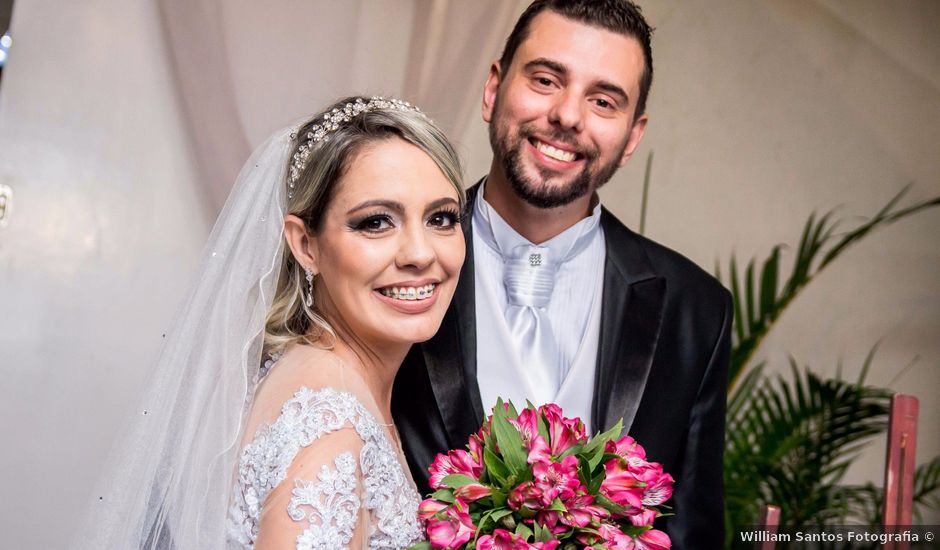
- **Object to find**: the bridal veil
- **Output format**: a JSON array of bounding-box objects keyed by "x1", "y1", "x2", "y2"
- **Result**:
[{"x1": 73, "y1": 126, "x2": 293, "y2": 549}]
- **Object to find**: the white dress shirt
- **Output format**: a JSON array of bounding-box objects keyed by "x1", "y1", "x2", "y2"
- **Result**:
[{"x1": 473, "y1": 183, "x2": 606, "y2": 426}]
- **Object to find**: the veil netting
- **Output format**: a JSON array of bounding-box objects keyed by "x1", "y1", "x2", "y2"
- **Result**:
[{"x1": 72, "y1": 125, "x2": 294, "y2": 549}]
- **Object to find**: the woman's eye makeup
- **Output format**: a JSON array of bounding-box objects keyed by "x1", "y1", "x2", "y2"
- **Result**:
[
  {"x1": 427, "y1": 208, "x2": 461, "y2": 229},
  {"x1": 348, "y1": 211, "x2": 395, "y2": 233},
  {"x1": 347, "y1": 205, "x2": 461, "y2": 233}
]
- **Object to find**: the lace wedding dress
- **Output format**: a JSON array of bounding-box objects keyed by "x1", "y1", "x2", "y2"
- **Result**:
[{"x1": 227, "y1": 347, "x2": 425, "y2": 549}]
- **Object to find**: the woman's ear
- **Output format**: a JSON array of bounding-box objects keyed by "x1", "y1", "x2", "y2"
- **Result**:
[{"x1": 283, "y1": 214, "x2": 319, "y2": 274}]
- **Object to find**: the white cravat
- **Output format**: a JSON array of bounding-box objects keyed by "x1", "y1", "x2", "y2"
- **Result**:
[
  {"x1": 504, "y1": 243, "x2": 563, "y2": 394},
  {"x1": 473, "y1": 182, "x2": 605, "y2": 417}
]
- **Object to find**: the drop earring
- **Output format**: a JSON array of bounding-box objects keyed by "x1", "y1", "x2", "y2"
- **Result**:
[{"x1": 304, "y1": 268, "x2": 315, "y2": 307}]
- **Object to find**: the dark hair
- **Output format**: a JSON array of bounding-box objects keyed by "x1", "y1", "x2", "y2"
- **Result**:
[{"x1": 498, "y1": 0, "x2": 654, "y2": 117}]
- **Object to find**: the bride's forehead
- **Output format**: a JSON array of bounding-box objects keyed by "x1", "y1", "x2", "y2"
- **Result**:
[{"x1": 329, "y1": 145, "x2": 456, "y2": 205}]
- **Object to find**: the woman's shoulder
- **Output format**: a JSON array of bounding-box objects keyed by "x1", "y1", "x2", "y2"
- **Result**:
[
  {"x1": 244, "y1": 345, "x2": 379, "y2": 446},
  {"x1": 272, "y1": 386, "x2": 376, "y2": 445}
]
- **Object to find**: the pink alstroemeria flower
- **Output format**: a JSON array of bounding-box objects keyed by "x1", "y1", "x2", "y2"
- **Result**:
[
  {"x1": 631, "y1": 529, "x2": 671, "y2": 550},
  {"x1": 578, "y1": 523, "x2": 632, "y2": 549},
  {"x1": 534, "y1": 510, "x2": 575, "y2": 536},
  {"x1": 510, "y1": 408, "x2": 540, "y2": 442},
  {"x1": 468, "y1": 432, "x2": 484, "y2": 463},
  {"x1": 638, "y1": 466, "x2": 673, "y2": 507},
  {"x1": 527, "y1": 435, "x2": 552, "y2": 464},
  {"x1": 533, "y1": 455, "x2": 582, "y2": 505},
  {"x1": 477, "y1": 529, "x2": 562, "y2": 550},
  {"x1": 510, "y1": 408, "x2": 552, "y2": 464},
  {"x1": 586, "y1": 523, "x2": 672, "y2": 550},
  {"x1": 600, "y1": 457, "x2": 644, "y2": 511},
  {"x1": 539, "y1": 403, "x2": 586, "y2": 455},
  {"x1": 454, "y1": 481, "x2": 492, "y2": 502},
  {"x1": 508, "y1": 480, "x2": 544, "y2": 511},
  {"x1": 428, "y1": 448, "x2": 483, "y2": 490},
  {"x1": 417, "y1": 498, "x2": 448, "y2": 521},
  {"x1": 476, "y1": 529, "x2": 530, "y2": 550},
  {"x1": 426, "y1": 498, "x2": 476, "y2": 549},
  {"x1": 558, "y1": 494, "x2": 610, "y2": 528},
  {"x1": 627, "y1": 507, "x2": 657, "y2": 528},
  {"x1": 605, "y1": 435, "x2": 647, "y2": 463}
]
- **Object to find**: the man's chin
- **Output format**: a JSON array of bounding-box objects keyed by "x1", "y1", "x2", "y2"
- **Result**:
[{"x1": 509, "y1": 177, "x2": 591, "y2": 209}]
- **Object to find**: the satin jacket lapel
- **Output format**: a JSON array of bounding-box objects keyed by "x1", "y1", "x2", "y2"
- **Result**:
[
  {"x1": 421, "y1": 183, "x2": 485, "y2": 447},
  {"x1": 593, "y1": 209, "x2": 666, "y2": 433}
]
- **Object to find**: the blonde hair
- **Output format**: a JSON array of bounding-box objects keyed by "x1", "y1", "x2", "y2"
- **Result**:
[{"x1": 263, "y1": 96, "x2": 464, "y2": 354}]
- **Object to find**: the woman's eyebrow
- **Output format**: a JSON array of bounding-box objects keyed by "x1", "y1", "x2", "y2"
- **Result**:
[{"x1": 346, "y1": 199, "x2": 405, "y2": 215}]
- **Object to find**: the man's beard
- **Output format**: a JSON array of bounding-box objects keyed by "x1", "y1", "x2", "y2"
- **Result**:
[{"x1": 489, "y1": 106, "x2": 624, "y2": 209}]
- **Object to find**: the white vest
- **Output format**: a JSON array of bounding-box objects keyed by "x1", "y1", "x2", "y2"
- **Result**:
[{"x1": 472, "y1": 189, "x2": 605, "y2": 426}]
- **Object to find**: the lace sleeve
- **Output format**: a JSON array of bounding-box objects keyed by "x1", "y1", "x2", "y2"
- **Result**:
[{"x1": 253, "y1": 429, "x2": 367, "y2": 550}]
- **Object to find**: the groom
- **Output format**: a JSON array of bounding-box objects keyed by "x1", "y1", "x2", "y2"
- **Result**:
[{"x1": 393, "y1": 0, "x2": 732, "y2": 547}]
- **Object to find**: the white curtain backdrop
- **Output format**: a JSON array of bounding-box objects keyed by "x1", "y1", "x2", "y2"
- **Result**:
[{"x1": 0, "y1": 1, "x2": 937, "y2": 547}]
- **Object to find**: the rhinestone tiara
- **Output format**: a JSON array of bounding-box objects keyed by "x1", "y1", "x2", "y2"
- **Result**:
[{"x1": 287, "y1": 96, "x2": 423, "y2": 197}]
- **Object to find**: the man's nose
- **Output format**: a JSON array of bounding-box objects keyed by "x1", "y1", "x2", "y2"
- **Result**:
[
  {"x1": 396, "y1": 225, "x2": 435, "y2": 270},
  {"x1": 547, "y1": 90, "x2": 585, "y2": 133}
]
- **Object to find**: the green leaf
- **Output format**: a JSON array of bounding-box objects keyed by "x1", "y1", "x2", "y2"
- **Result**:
[
  {"x1": 582, "y1": 418, "x2": 623, "y2": 457},
  {"x1": 588, "y1": 474, "x2": 604, "y2": 495},
  {"x1": 491, "y1": 490, "x2": 508, "y2": 509},
  {"x1": 483, "y1": 447, "x2": 509, "y2": 486},
  {"x1": 595, "y1": 494, "x2": 627, "y2": 515},
  {"x1": 557, "y1": 443, "x2": 583, "y2": 459},
  {"x1": 492, "y1": 398, "x2": 529, "y2": 475},
  {"x1": 534, "y1": 521, "x2": 554, "y2": 543},
  {"x1": 407, "y1": 542, "x2": 432, "y2": 550},
  {"x1": 537, "y1": 413, "x2": 550, "y2": 442},
  {"x1": 758, "y1": 246, "x2": 780, "y2": 323},
  {"x1": 586, "y1": 444, "x2": 607, "y2": 472},
  {"x1": 430, "y1": 489, "x2": 455, "y2": 503},
  {"x1": 515, "y1": 521, "x2": 534, "y2": 539},
  {"x1": 621, "y1": 524, "x2": 653, "y2": 538},
  {"x1": 744, "y1": 258, "x2": 757, "y2": 332},
  {"x1": 441, "y1": 473, "x2": 481, "y2": 489},
  {"x1": 578, "y1": 455, "x2": 593, "y2": 483},
  {"x1": 491, "y1": 508, "x2": 514, "y2": 522},
  {"x1": 548, "y1": 497, "x2": 567, "y2": 512},
  {"x1": 476, "y1": 508, "x2": 500, "y2": 534},
  {"x1": 499, "y1": 514, "x2": 517, "y2": 530}
]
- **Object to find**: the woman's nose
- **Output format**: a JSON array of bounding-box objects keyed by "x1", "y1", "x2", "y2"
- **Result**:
[{"x1": 396, "y1": 225, "x2": 435, "y2": 270}]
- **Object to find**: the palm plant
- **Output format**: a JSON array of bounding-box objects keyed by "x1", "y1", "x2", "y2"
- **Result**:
[
  {"x1": 715, "y1": 187, "x2": 940, "y2": 546},
  {"x1": 724, "y1": 353, "x2": 892, "y2": 539},
  {"x1": 718, "y1": 186, "x2": 940, "y2": 393}
]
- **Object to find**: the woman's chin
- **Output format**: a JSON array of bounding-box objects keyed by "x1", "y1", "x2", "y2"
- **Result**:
[{"x1": 376, "y1": 317, "x2": 447, "y2": 346}]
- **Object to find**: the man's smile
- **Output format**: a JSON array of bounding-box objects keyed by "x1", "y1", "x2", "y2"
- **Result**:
[{"x1": 529, "y1": 137, "x2": 583, "y2": 163}]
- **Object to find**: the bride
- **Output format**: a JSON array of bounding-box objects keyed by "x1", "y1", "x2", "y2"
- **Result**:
[{"x1": 75, "y1": 97, "x2": 465, "y2": 549}]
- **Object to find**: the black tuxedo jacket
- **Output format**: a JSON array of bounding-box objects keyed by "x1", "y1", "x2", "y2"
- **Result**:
[{"x1": 392, "y1": 183, "x2": 732, "y2": 549}]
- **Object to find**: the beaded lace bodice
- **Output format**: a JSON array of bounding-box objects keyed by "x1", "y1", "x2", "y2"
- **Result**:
[{"x1": 227, "y1": 386, "x2": 424, "y2": 549}]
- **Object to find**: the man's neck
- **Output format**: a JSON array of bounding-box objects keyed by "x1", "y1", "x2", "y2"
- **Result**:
[{"x1": 483, "y1": 165, "x2": 596, "y2": 245}]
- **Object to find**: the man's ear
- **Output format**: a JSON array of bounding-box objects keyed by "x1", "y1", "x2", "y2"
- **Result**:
[
  {"x1": 618, "y1": 114, "x2": 648, "y2": 167},
  {"x1": 482, "y1": 61, "x2": 502, "y2": 124},
  {"x1": 283, "y1": 214, "x2": 319, "y2": 274}
]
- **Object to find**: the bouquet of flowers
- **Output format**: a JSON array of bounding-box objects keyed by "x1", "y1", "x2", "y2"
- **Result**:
[{"x1": 409, "y1": 400, "x2": 673, "y2": 550}]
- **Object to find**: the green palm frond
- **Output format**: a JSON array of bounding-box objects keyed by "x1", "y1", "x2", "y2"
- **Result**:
[
  {"x1": 912, "y1": 456, "x2": 940, "y2": 522},
  {"x1": 841, "y1": 456, "x2": 940, "y2": 526},
  {"x1": 717, "y1": 187, "x2": 940, "y2": 394},
  {"x1": 724, "y1": 356, "x2": 892, "y2": 536},
  {"x1": 840, "y1": 482, "x2": 883, "y2": 527}
]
